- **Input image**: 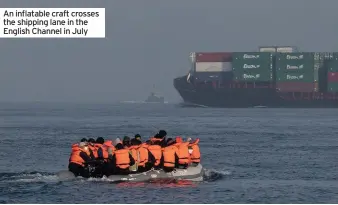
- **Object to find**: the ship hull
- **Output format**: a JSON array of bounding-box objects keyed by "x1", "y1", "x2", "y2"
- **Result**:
[{"x1": 174, "y1": 75, "x2": 338, "y2": 108}]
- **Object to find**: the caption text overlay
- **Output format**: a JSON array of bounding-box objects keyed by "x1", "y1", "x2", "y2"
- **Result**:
[{"x1": 0, "y1": 8, "x2": 105, "y2": 38}]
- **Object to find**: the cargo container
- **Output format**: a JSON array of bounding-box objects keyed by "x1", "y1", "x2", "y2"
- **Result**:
[
  {"x1": 195, "y1": 52, "x2": 232, "y2": 62},
  {"x1": 276, "y1": 72, "x2": 314, "y2": 82},
  {"x1": 194, "y1": 72, "x2": 222, "y2": 81},
  {"x1": 193, "y1": 72, "x2": 233, "y2": 83},
  {"x1": 232, "y1": 52, "x2": 272, "y2": 62},
  {"x1": 276, "y1": 82, "x2": 316, "y2": 92},
  {"x1": 328, "y1": 82, "x2": 338, "y2": 92},
  {"x1": 276, "y1": 63, "x2": 315, "y2": 72},
  {"x1": 195, "y1": 62, "x2": 232, "y2": 72},
  {"x1": 276, "y1": 52, "x2": 314, "y2": 62},
  {"x1": 276, "y1": 46, "x2": 298, "y2": 53},
  {"x1": 327, "y1": 60, "x2": 338, "y2": 72},
  {"x1": 327, "y1": 72, "x2": 338, "y2": 82},
  {"x1": 259, "y1": 46, "x2": 298, "y2": 53},
  {"x1": 234, "y1": 70, "x2": 273, "y2": 82},
  {"x1": 259, "y1": 47, "x2": 276, "y2": 52}
]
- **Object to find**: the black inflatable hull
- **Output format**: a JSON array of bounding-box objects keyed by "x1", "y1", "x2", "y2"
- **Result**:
[{"x1": 57, "y1": 164, "x2": 204, "y2": 182}]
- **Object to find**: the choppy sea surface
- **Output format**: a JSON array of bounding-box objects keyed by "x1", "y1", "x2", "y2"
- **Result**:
[{"x1": 0, "y1": 102, "x2": 338, "y2": 203}]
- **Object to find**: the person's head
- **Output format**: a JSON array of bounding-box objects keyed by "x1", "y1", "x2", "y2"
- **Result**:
[
  {"x1": 123, "y1": 136, "x2": 130, "y2": 146},
  {"x1": 96, "y1": 137, "x2": 105, "y2": 144},
  {"x1": 131, "y1": 138, "x2": 141, "y2": 146},
  {"x1": 80, "y1": 138, "x2": 87, "y2": 142},
  {"x1": 79, "y1": 142, "x2": 89, "y2": 151},
  {"x1": 154, "y1": 133, "x2": 161, "y2": 139},
  {"x1": 158, "y1": 130, "x2": 167, "y2": 138},
  {"x1": 115, "y1": 143, "x2": 124, "y2": 150},
  {"x1": 114, "y1": 138, "x2": 121, "y2": 145},
  {"x1": 88, "y1": 138, "x2": 96, "y2": 143},
  {"x1": 134, "y1": 134, "x2": 141, "y2": 141}
]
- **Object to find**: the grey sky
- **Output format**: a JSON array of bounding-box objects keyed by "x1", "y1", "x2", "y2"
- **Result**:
[{"x1": 0, "y1": 0, "x2": 337, "y2": 103}]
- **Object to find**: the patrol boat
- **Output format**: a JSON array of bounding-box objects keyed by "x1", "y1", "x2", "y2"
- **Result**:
[{"x1": 145, "y1": 92, "x2": 165, "y2": 103}]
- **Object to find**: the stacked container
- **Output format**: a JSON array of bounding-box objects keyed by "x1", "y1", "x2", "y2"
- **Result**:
[
  {"x1": 232, "y1": 52, "x2": 273, "y2": 82},
  {"x1": 259, "y1": 46, "x2": 298, "y2": 53},
  {"x1": 327, "y1": 54, "x2": 338, "y2": 92},
  {"x1": 275, "y1": 52, "x2": 318, "y2": 92}
]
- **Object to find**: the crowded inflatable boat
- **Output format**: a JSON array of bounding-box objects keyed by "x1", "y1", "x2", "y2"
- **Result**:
[{"x1": 62, "y1": 130, "x2": 203, "y2": 182}]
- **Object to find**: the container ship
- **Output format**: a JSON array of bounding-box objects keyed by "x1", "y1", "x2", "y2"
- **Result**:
[{"x1": 173, "y1": 46, "x2": 338, "y2": 108}]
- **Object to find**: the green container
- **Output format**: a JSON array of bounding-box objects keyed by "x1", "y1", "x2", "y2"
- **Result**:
[
  {"x1": 327, "y1": 60, "x2": 338, "y2": 72},
  {"x1": 276, "y1": 71, "x2": 314, "y2": 83},
  {"x1": 276, "y1": 52, "x2": 315, "y2": 62},
  {"x1": 234, "y1": 70, "x2": 273, "y2": 82},
  {"x1": 276, "y1": 62, "x2": 314, "y2": 72},
  {"x1": 232, "y1": 52, "x2": 273, "y2": 82},
  {"x1": 327, "y1": 82, "x2": 338, "y2": 92}
]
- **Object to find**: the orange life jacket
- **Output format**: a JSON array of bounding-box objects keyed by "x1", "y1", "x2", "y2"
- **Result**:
[
  {"x1": 175, "y1": 136, "x2": 183, "y2": 143},
  {"x1": 175, "y1": 142, "x2": 190, "y2": 165},
  {"x1": 142, "y1": 143, "x2": 149, "y2": 149},
  {"x1": 147, "y1": 144, "x2": 162, "y2": 166},
  {"x1": 71, "y1": 143, "x2": 78, "y2": 149},
  {"x1": 88, "y1": 143, "x2": 99, "y2": 159},
  {"x1": 69, "y1": 146, "x2": 86, "y2": 167},
  {"x1": 99, "y1": 140, "x2": 115, "y2": 160},
  {"x1": 72, "y1": 143, "x2": 91, "y2": 157},
  {"x1": 104, "y1": 140, "x2": 114, "y2": 147},
  {"x1": 115, "y1": 149, "x2": 130, "y2": 169},
  {"x1": 138, "y1": 144, "x2": 149, "y2": 167},
  {"x1": 129, "y1": 145, "x2": 149, "y2": 169},
  {"x1": 163, "y1": 145, "x2": 178, "y2": 168},
  {"x1": 129, "y1": 145, "x2": 140, "y2": 163},
  {"x1": 189, "y1": 138, "x2": 201, "y2": 163}
]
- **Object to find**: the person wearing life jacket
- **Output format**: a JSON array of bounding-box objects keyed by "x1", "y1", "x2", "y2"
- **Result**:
[
  {"x1": 174, "y1": 136, "x2": 190, "y2": 169},
  {"x1": 161, "y1": 138, "x2": 179, "y2": 172},
  {"x1": 147, "y1": 134, "x2": 163, "y2": 169},
  {"x1": 97, "y1": 139, "x2": 115, "y2": 160},
  {"x1": 111, "y1": 142, "x2": 135, "y2": 175},
  {"x1": 92, "y1": 137, "x2": 110, "y2": 177},
  {"x1": 188, "y1": 138, "x2": 201, "y2": 166},
  {"x1": 155, "y1": 130, "x2": 168, "y2": 147},
  {"x1": 86, "y1": 138, "x2": 98, "y2": 159},
  {"x1": 129, "y1": 138, "x2": 155, "y2": 173},
  {"x1": 68, "y1": 142, "x2": 93, "y2": 178},
  {"x1": 81, "y1": 137, "x2": 106, "y2": 177}
]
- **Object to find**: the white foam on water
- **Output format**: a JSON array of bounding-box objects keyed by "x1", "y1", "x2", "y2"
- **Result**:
[
  {"x1": 203, "y1": 168, "x2": 232, "y2": 182},
  {"x1": 2, "y1": 172, "x2": 58, "y2": 183}
]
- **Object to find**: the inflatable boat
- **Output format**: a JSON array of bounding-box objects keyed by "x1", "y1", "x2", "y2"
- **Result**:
[{"x1": 57, "y1": 163, "x2": 204, "y2": 182}]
